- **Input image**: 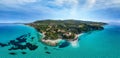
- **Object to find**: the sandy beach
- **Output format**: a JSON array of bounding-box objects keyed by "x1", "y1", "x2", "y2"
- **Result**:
[{"x1": 40, "y1": 33, "x2": 84, "y2": 46}]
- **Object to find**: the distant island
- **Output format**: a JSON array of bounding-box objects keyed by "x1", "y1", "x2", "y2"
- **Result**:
[{"x1": 25, "y1": 20, "x2": 107, "y2": 47}]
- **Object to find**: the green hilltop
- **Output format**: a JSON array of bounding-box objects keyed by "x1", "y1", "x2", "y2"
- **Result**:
[{"x1": 26, "y1": 20, "x2": 107, "y2": 40}]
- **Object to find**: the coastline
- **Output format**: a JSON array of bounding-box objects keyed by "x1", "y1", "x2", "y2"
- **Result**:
[
  {"x1": 69, "y1": 33, "x2": 84, "y2": 47},
  {"x1": 39, "y1": 33, "x2": 84, "y2": 47},
  {"x1": 39, "y1": 32, "x2": 62, "y2": 46},
  {"x1": 26, "y1": 20, "x2": 106, "y2": 47}
]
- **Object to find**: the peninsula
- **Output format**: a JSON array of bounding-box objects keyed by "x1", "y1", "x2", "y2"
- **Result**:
[{"x1": 26, "y1": 20, "x2": 107, "y2": 46}]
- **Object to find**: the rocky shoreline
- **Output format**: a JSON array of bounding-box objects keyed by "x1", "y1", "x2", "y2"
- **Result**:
[{"x1": 40, "y1": 33, "x2": 83, "y2": 47}]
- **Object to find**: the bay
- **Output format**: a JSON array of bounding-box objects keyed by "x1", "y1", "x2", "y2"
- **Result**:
[{"x1": 0, "y1": 23, "x2": 120, "y2": 58}]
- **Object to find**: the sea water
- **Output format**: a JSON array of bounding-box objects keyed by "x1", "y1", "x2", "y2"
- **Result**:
[{"x1": 0, "y1": 23, "x2": 120, "y2": 58}]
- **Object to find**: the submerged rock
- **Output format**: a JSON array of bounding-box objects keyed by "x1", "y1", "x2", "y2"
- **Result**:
[
  {"x1": 44, "y1": 47, "x2": 48, "y2": 50},
  {"x1": 21, "y1": 52, "x2": 27, "y2": 54},
  {"x1": 59, "y1": 41, "x2": 70, "y2": 48},
  {"x1": 16, "y1": 38, "x2": 27, "y2": 43},
  {"x1": 26, "y1": 43, "x2": 38, "y2": 50},
  {"x1": 9, "y1": 40, "x2": 17, "y2": 45},
  {"x1": 10, "y1": 45, "x2": 26, "y2": 50},
  {"x1": 31, "y1": 37, "x2": 35, "y2": 40},
  {"x1": 9, "y1": 42, "x2": 38, "y2": 51},
  {"x1": 0, "y1": 43, "x2": 8, "y2": 47},
  {"x1": 7, "y1": 33, "x2": 38, "y2": 51},
  {"x1": 45, "y1": 51, "x2": 51, "y2": 54},
  {"x1": 9, "y1": 52, "x2": 17, "y2": 55},
  {"x1": 1, "y1": 33, "x2": 38, "y2": 55}
]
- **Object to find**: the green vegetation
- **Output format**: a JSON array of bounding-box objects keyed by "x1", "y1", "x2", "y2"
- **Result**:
[{"x1": 26, "y1": 20, "x2": 107, "y2": 40}]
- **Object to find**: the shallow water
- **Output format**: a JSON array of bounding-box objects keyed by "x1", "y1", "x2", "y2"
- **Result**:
[{"x1": 0, "y1": 23, "x2": 120, "y2": 58}]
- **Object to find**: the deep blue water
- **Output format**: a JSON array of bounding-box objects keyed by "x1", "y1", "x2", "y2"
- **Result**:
[{"x1": 0, "y1": 23, "x2": 120, "y2": 58}]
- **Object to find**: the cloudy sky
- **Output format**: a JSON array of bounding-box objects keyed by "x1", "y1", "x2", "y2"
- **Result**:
[{"x1": 0, "y1": 0, "x2": 120, "y2": 23}]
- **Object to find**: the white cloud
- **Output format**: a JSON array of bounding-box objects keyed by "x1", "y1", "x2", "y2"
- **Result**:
[
  {"x1": 52, "y1": 0, "x2": 79, "y2": 7},
  {"x1": 87, "y1": 0, "x2": 120, "y2": 10},
  {"x1": 45, "y1": 0, "x2": 120, "y2": 19},
  {"x1": 0, "y1": 0, "x2": 38, "y2": 7},
  {"x1": 83, "y1": 0, "x2": 96, "y2": 9},
  {"x1": 0, "y1": 0, "x2": 120, "y2": 21},
  {"x1": 1, "y1": 0, "x2": 120, "y2": 11},
  {"x1": 49, "y1": 0, "x2": 80, "y2": 19}
]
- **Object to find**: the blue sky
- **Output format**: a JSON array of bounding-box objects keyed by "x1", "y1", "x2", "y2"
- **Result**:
[{"x1": 0, "y1": 0, "x2": 120, "y2": 23}]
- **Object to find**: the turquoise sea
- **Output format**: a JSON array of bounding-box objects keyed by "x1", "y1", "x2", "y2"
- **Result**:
[{"x1": 0, "y1": 23, "x2": 120, "y2": 58}]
